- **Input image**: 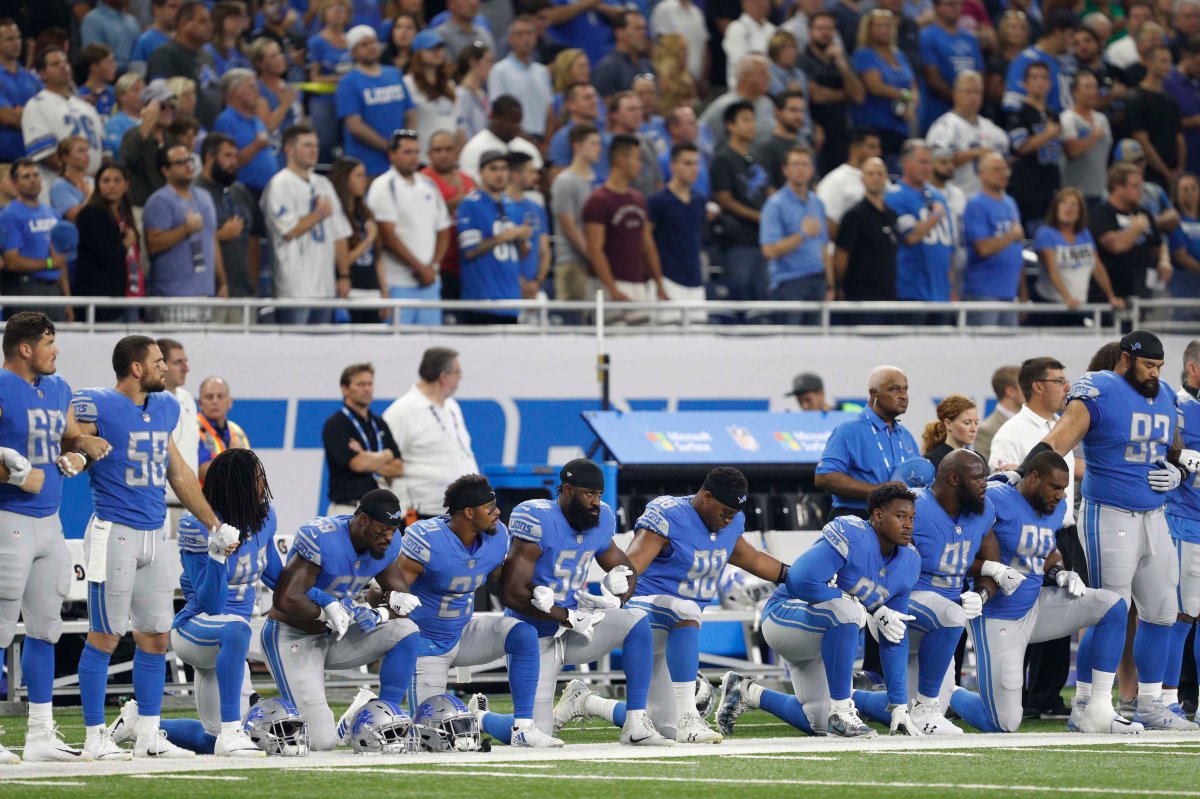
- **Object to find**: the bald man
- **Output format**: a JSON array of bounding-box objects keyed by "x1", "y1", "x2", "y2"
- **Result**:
[
  {"x1": 196, "y1": 376, "x2": 250, "y2": 482},
  {"x1": 962, "y1": 152, "x2": 1025, "y2": 326}
]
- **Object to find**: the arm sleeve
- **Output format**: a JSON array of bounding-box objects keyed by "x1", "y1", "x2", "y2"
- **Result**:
[
  {"x1": 815, "y1": 424, "x2": 854, "y2": 474},
  {"x1": 880, "y1": 589, "x2": 912, "y2": 705},
  {"x1": 783, "y1": 539, "x2": 845, "y2": 604}
]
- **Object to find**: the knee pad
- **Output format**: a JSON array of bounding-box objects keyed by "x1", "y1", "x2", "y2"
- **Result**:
[
  {"x1": 27, "y1": 616, "x2": 64, "y2": 646},
  {"x1": 504, "y1": 621, "x2": 538, "y2": 654},
  {"x1": 939, "y1": 602, "x2": 967, "y2": 629}
]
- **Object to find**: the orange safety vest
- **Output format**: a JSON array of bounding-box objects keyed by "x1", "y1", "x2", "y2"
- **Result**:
[{"x1": 197, "y1": 415, "x2": 250, "y2": 471}]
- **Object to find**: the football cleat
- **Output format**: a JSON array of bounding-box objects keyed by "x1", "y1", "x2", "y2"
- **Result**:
[
  {"x1": 909, "y1": 697, "x2": 962, "y2": 735},
  {"x1": 337, "y1": 688, "x2": 378, "y2": 745},
  {"x1": 619, "y1": 712, "x2": 675, "y2": 746},
  {"x1": 215, "y1": 728, "x2": 267, "y2": 758},
  {"x1": 23, "y1": 724, "x2": 94, "y2": 762},
  {"x1": 675, "y1": 712, "x2": 722, "y2": 743},
  {"x1": 828, "y1": 704, "x2": 877, "y2": 738},
  {"x1": 83, "y1": 729, "x2": 132, "y2": 761},
  {"x1": 1076, "y1": 699, "x2": 1144, "y2": 735},
  {"x1": 134, "y1": 729, "x2": 196, "y2": 758},
  {"x1": 1168, "y1": 703, "x2": 1189, "y2": 721},
  {"x1": 553, "y1": 679, "x2": 594, "y2": 732},
  {"x1": 1067, "y1": 695, "x2": 1088, "y2": 732},
  {"x1": 1133, "y1": 699, "x2": 1200, "y2": 731},
  {"x1": 695, "y1": 672, "x2": 715, "y2": 718},
  {"x1": 107, "y1": 698, "x2": 139, "y2": 744},
  {"x1": 511, "y1": 719, "x2": 564, "y2": 748},
  {"x1": 0, "y1": 734, "x2": 19, "y2": 765},
  {"x1": 716, "y1": 671, "x2": 751, "y2": 737}
]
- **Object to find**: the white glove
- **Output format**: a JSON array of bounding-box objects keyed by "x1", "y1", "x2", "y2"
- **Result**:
[
  {"x1": 1148, "y1": 460, "x2": 1182, "y2": 492},
  {"x1": 1054, "y1": 569, "x2": 1086, "y2": 598},
  {"x1": 576, "y1": 583, "x2": 621, "y2": 610},
  {"x1": 1178, "y1": 449, "x2": 1200, "y2": 474},
  {"x1": 987, "y1": 470, "x2": 1021, "y2": 486},
  {"x1": 981, "y1": 560, "x2": 1027, "y2": 595},
  {"x1": 385, "y1": 591, "x2": 422, "y2": 617},
  {"x1": 531, "y1": 585, "x2": 555, "y2": 613},
  {"x1": 602, "y1": 565, "x2": 632, "y2": 596},
  {"x1": 207, "y1": 523, "x2": 241, "y2": 561},
  {"x1": 319, "y1": 601, "x2": 352, "y2": 640},
  {"x1": 960, "y1": 591, "x2": 983, "y2": 620},
  {"x1": 0, "y1": 447, "x2": 31, "y2": 487},
  {"x1": 55, "y1": 451, "x2": 87, "y2": 477},
  {"x1": 871, "y1": 605, "x2": 915, "y2": 644},
  {"x1": 889, "y1": 704, "x2": 925, "y2": 736},
  {"x1": 564, "y1": 608, "x2": 604, "y2": 642}
]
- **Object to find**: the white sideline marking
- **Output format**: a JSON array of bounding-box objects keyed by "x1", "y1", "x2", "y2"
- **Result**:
[
  {"x1": 1001, "y1": 747, "x2": 1200, "y2": 756},
  {"x1": 0, "y1": 780, "x2": 88, "y2": 787},
  {"x1": 590, "y1": 759, "x2": 681, "y2": 765},
  {"x1": 423, "y1": 763, "x2": 554, "y2": 769},
  {"x1": 127, "y1": 774, "x2": 248, "y2": 780},
  {"x1": 720, "y1": 755, "x2": 839, "y2": 761},
  {"x1": 859, "y1": 751, "x2": 981, "y2": 757}
]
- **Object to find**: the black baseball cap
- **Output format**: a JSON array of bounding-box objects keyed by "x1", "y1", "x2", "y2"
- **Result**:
[
  {"x1": 479, "y1": 149, "x2": 509, "y2": 169},
  {"x1": 1119, "y1": 329, "x2": 1164, "y2": 361},
  {"x1": 560, "y1": 458, "x2": 605, "y2": 490},
  {"x1": 787, "y1": 372, "x2": 824, "y2": 397},
  {"x1": 356, "y1": 488, "x2": 405, "y2": 526}
]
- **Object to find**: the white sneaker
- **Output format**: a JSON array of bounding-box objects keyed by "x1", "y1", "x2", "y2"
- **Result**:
[
  {"x1": 134, "y1": 729, "x2": 196, "y2": 759},
  {"x1": 827, "y1": 704, "x2": 877, "y2": 738},
  {"x1": 1067, "y1": 695, "x2": 1089, "y2": 732},
  {"x1": 467, "y1": 692, "x2": 490, "y2": 724},
  {"x1": 1134, "y1": 698, "x2": 1199, "y2": 731},
  {"x1": 553, "y1": 679, "x2": 594, "y2": 732},
  {"x1": 675, "y1": 712, "x2": 722, "y2": 744},
  {"x1": 83, "y1": 729, "x2": 132, "y2": 761},
  {"x1": 336, "y1": 688, "x2": 377, "y2": 744},
  {"x1": 107, "y1": 699, "x2": 139, "y2": 744},
  {"x1": 909, "y1": 697, "x2": 962, "y2": 735},
  {"x1": 0, "y1": 737, "x2": 19, "y2": 765},
  {"x1": 23, "y1": 724, "x2": 94, "y2": 762},
  {"x1": 510, "y1": 719, "x2": 564, "y2": 748},
  {"x1": 619, "y1": 711, "x2": 675, "y2": 746},
  {"x1": 1079, "y1": 698, "x2": 1144, "y2": 734},
  {"x1": 215, "y1": 727, "x2": 267, "y2": 758}
]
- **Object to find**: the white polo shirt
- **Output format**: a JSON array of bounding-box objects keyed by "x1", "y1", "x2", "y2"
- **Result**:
[
  {"x1": 365, "y1": 167, "x2": 452, "y2": 288},
  {"x1": 382, "y1": 384, "x2": 479, "y2": 515},
  {"x1": 988, "y1": 404, "x2": 1077, "y2": 527}
]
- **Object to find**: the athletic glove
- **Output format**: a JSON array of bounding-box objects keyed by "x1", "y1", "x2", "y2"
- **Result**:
[
  {"x1": 889, "y1": 704, "x2": 925, "y2": 736},
  {"x1": 1148, "y1": 460, "x2": 1182, "y2": 492},
  {"x1": 981, "y1": 561, "x2": 1027, "y2": 595},
  {"x1": 385, "y1": 591, "x2": 422, "y2": 618},
  {"x1": 531, "y1": 585, "x2": 555, "y2": 613},
  {"x1": 207, "y1": 523, "x2": 241, "y2": 561},
  {"x1": 1178, "y1": 449, "x2": 1200, "y2": 474},
  {"x1": 602, "y1": 565, "x2": 633, "y2": 596},
  {"x1": 986, "y1": 470, "x2": 1021, "y2": 486},
  {"x1": 576, "y1": 583, "x2": 622, "y2": 610},
  {"x1": 959, "y1": 591, "x2": 983, "y2": 620},
  {"x1": 1055, "y1": 570, "x2": 1087, "y2": 598},
  {"x1": 55, "y1": 451, "x2": 87, "y2": 477},
  {"x1": 564, "y1": 609, "x2": 604, "y2": 642},
  {"x1": 345, "y1": 602, "x2": 385, "y2": 633},
  {"x1": 0, "y1": 447, "x2": 31, "y2": 487},
  {"x1": 871, "y1": 605, "x2": 915, "y2": 644},
  {"x1": 319, "y1": 600, "x2": 352, "y2": 640}
]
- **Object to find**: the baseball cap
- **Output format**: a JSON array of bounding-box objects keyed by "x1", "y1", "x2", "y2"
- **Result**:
[
  {"x1": 479, "y1": 149, "x2": 509, "y2": 169},
  {"x1": 412, "y1": 29, "x2": 444, "y2": 52},
  {"x1": 928, "y1": 140, "x2": 954, "y2": 159},
  {"x1": 787, "y1": 372, "x2": 824, "y2": 397},
  {"x1": 346, "y1": 25, "x2": 378, "y2": 52},
  {"x1": 1113, "y1": 138, "x2": 1145, "y2": 163},
  {"x1": 560, "y1": 458, "x2": 605, "y2": 490},
  {"x1": 1119, "y1": 329, "x2": 1164, "y2": 361},
  {"x1": 356, "y1": 488, "x2": 405, "y2": 526},
  {"x1": 140, "y1": 78, "x2": 174, "y2": 105}
]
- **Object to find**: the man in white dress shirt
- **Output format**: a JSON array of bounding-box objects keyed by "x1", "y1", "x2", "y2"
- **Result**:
[
  {"x1": 157, "y1": 337, "x2": 196, "y2": 536},
  {"x1": 382, "y1": 347, "x2": 479, "y2": 518}
]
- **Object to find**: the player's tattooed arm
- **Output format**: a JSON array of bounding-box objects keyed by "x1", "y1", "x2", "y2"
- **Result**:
[
  {"x1": 501, "y1": 538, "x2": 567, "y2": 623},
  {"x1": 166, "y1": 435, "x2": 220, "y2": 530},
  {"x1": 595, "y1": 541, "x2": 638, "y2": 603},
  {"x1": 623, "y1": 528, "x2": 668, "y2": 577},
  {"x1": 728, "y1": 537, "x2": 787, "y2": 585}
]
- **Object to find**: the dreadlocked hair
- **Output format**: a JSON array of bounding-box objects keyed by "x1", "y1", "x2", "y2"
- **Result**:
[{"x1": 202, "y1": 448, "x2": 273, "y2": 536}]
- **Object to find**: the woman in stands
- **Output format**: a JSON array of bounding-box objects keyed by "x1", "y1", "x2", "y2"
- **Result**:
[{"x1": 850, "y1": 9, "x2": 917, "y2": 163}]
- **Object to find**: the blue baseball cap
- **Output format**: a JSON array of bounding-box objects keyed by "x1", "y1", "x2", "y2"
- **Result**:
[{"x1": 412, "y1": 29, "x2": 445, "y2": 52}]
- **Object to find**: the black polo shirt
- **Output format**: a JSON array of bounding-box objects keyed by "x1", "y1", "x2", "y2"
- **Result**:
[
  {"x1": 322, "y1": 404, "x2": 402, "y2": 505},
  {"x1": 1090, "y1": 200, "x2": 1162, "y2": 300},
  {"x1": 835, "y1": 197, "x2": 900, "y2": 301}
]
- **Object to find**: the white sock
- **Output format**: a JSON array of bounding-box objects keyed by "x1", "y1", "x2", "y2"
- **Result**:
[
  {"x1": 744, "y1": 681, "x2": 764, "y2": 709},
  {"x1": 27, "y1": 702, "x2": 53, "y2": 731},
  {"x1": 1162, "y1": 688, "x2": 1179, "y2": 706},
  {"x1": 673, "y1": 681, "x2": 698, "y2": 717},
  {"x1": 1137, "y1": 682, "x2": 1163, "y2": 705},
  {"x1": 1075, "y1": 681, "x2": 1092, "y2": 700},
  {"x1": 1090, "y1": 672, "x2": 1115, "y2": 706},
  {"x1": 916, "y1": 692, "x2": 938, "y2": 706},
  {"x1": 220, "y1": 721, "x2": 241, "y2": 736},
  {"x1": 583, "y1": 694, "x2": 619, "y2": 724},
  {"x1": 830, "y1": 698, "x2": 852, "y2": 714}
]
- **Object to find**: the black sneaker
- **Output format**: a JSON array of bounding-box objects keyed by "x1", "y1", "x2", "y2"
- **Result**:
[{"x1": 1040, "y1": 698, "x2": 1071, "y2": 719}]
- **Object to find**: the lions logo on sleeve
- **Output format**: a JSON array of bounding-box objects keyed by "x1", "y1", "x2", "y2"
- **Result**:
[
  {"x1": 1068, "y1": 371, "x2": 1103, "y2": 404},
  {"x1": 177, "y1": 514, "x2": 211, "y2": 554},
  {"x1": 508, "y1": 499, "x2": 554, "y2": 545},
  {"x1": 636, "y1": 496, "x2": 682, "y2": 539},
  {"x1": 401, "y1": 523, "x2": 434, "y2": 566},
  {"x1": 821, "y1": 518, "x2": 856, "y2": 559}
]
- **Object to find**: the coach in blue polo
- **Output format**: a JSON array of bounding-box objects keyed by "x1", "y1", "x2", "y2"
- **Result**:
[{"x1": 814, "y1": 364, "x2": 921, "y2": 522}]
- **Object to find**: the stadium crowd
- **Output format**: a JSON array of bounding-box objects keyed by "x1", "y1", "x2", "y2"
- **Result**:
[{"x1": 3, "y1": 0, "x2": 1200, "y2": 324}]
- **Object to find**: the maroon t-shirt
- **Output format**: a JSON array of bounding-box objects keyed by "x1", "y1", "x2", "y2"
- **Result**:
[{"x1": 581, "y1": 185, "x2": 649, "y2": 283}]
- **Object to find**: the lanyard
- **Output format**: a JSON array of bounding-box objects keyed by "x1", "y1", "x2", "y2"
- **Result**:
[
  {"x1": 429, "y1": 403, "x2": 470, "y2": 459},
  {"x1": 868, "y1": 415, "x2": 907, "y2": 473},
  {"x1": 342, "y1": 406, "x2": 384, "y2": 453}
]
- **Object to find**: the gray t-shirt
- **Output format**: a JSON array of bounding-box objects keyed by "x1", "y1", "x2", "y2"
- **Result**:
[
  {"x1": 143, "y1": 184, "x2": 217, "y2": 298},
  {"x1": 549, "y1": 169, "x2": 594, "y2": 266},
  {"x1": 1060, "y1": 109, "x2": 1112, "y2": 200}
]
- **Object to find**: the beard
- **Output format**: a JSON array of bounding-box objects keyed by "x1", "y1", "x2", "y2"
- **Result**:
[
  {"x1": 211, "y1": 163, "x2": 237, "y2": 187},
  {"x1": 957, "y1": 482, "x2": 986, "y2": 516},
  {"x1": 1123, "y1": 367, "x2": 1159, "y2": 399},
  {"x1": 564, "y1": 494, "x2": 601, "y2": 531}
]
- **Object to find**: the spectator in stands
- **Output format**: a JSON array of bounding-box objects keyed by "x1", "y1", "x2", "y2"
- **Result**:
[
  {"x1": 1169, "y1": 173, "x2": 1200, "y2": 317},
  {"x1": 648, "y1": 142, "x2": 708, "y2": 323},
  {"x1": 1033, "y1": 187, "x2": 1124, "y2": 323},
  {"x1": 366, "y1": 129, "x2": 452, "y2": 325},
  {"x1": 197, "y1": 131, "x2": 262, "y2": 324},
  {"x1": 658, "y1": 106, "x2": 711, "y2": 196},
  {"x1": 0, "y1": 159, "x2": 72, "y2": 321},
  {"x1": 779, "y1": 0, "x2": 829, "y2": 52},
  {"x1": 607, "y1": 91, "x2": 663, "y2": 197},
  {"x1": 701, "y1": 53, "x2": 775, "y2": 149},
  {"x1": 632, "y1": 75, "x2": 669, "y2": 156},
  {"x1": 984, "y1": 9, "x2": 1031, "y2": 114},
  {"x1": 651, "y1": 0, "x2": 709, "y2": 84},
  {"x1": 421, "y1": 130, "x2": 477, "y2": 301},
  {"x1": 506, "y1": 151, "x2": 551, "y2": 302},
  {"x1": 213, "y1": 69, "x2": 275, "y2": 199},
  {"x1": 816, "y1": 126, "x2": 881, "y2": 240},
  {"x1": 250, "y1": 37, "x2": 300, "y2": 166},
  {"x1": 337, "y1": 25, "x2": 417, "y2": 178},
  {"x1": 81, "y1": 0, "x2": 140, "y2": 73},
  {"x1": 583, "y1": 134, "x2": 668, "y2": 322},
  {"x1": 1106, "y1": 0, "x2": 1154, "y2": 71},
  {"x1": 1002, "y1": 7, "x2": 1074, "y2": 114},
  {"x1": 0, "y1": 20, "x2": 43, "y2": 165},
  {"x1": 832, "y1": 156, "x2": 898, "y2": 312},
  {"x1": 121, "y1": 80, "x2": 176, "y2": 209},
  {"x1": 547, "y1": 83, "x2": 603, "y2": 174},
  {"x1": 75, "y1": 44, "x2": 119, "y2": 121},
  {"x1": 196, "y1": 376, "x2": 250, "y2": 482},
  {"x1": 1004, "y1": 61, "x2": 1062, "y2": 228},
  {"x1": 889, "y1": 140, "x2": 954, "y2": 321},
  {"x1": 460, "y1": 95, "x2": 544, "y2": 181},
  {"x1": 49, "y1": 137, "x2": 95, "y2": 224},
  {"x1": 129, "y1": 0, "x2": 180, "y2": 75},
  {"x1": 760, "y1": 145, "x2": 830, "y2": 325},
  {"x1": 1173, "y1": 0, "x2": 1200, "y2": 60},
  {"x1": 974, "y1": 364, "x2": 1022, "y2": 464},
  {"x1": 305, "y1": 0, "x2": 351, "y2": 163},
  {"x1": 382, "y1": 11, "x2": 418, "y2": 74},
  {"x1": 799, "y1": 11, "x2": 863, "y2": 176},
  {"x1": 814, "y1": 363, "x2": 921, "y2": 522},
  {"x1": 852, "y1": 13, "x2": 916, "y2": 165},
  {"x1": 878, "y1": 0, "x2": 921, "y2": 69},
  {"x1": 593, "y1": 11, "x2": 653, "y2": 99},
  {"x1": 767, "y1": 31, "x2": 806, "y2": 98},
  {"x1": 753, "y1": 90, "x2": 811, "y2": 191},
  {"x1": 712, "y1": 100, "x2": 770, "y2": 307},
  {"x1": 1129, "y1": 44, "x2": 1186, "y2": 190},
  {"x1": 168, "y1": 115, "x2": 202, "y2": 172},
  {"x1": 545, "y1": 0, "x2": 626, "y2": 67},
  {"x1": 1057, "y1": 72, "x2": 1111, "y2": 208},
  {"x1": 0, "y1": 165, "x2": 13, "y2": 211},
  {"x1": 261, "y1": 124, "x2": 350, "y2": 325},
  {"x1": 486, "y1": 16, "x2": 553, "y2": 142},
  {"x1": 324, "y1": 362, "x2": 404, "y2": 516},
  {"x1": 1165, "y1": 36, "x2": 1200, "y2": 178},
  {"x1": 435, "y1": 0, "x2": 496, "y2": 61},
  {"x1": 206, "y1": 0, "x2": 251, "y2": 76},
  {"x1": 104, "y1": 73, "x2": 144, "y2": 162},
  {"x1": 919, "y1": 0, "x2": 983, "y2": 132},
  {"x1": 550, "y1": 123, "x2": 601, "y2": 306},
  {"x1": 404, "y1": 31, "x2": 460, "y2": 160},
  {"x1": 525, "y1": 0, "x2": 566, "y2": 65},
  {"x1": 921, "y1": 393, "x2": 978, "y2": 470},
  {"x1": 963, "y1": 152, "x2": 1025, "y2": 325},
  {"x1": 1071, "y1": 22, "x2": 1123, "y2": 115},
  {"x1": 248, "y1": 0, "x2": 307, "y2": 82},
  {"x1": 74, "y1": 162, "x2": 143, "y2": 321},
  {"x1": 926, "y1": 71, "x2": 1008, "y2": 197},
  {"x1": 548, "y1": 49, "x2": 596, "y2": 137},
  {"x1": 455, "y1": 42, "x2": 494, "y2": 141},
  {"x1": 1114, "y1": 138, "x2": 1181, "y2": 235},
  {"x1": 454, "y1": 150, "x2": 530, "y2": 324},
  {"x1": 1091, "y1": 162, "x2": 1171, "y2": 304},
  {"x1": 147, "y1": 1, "x2": 219, "y2": 128},
  {"x1": 329, "y1": 156, "x2": 386, "y2": 323},
  {"x1": 652, "y1": 34, "x2": 700, "y2": 112},
  {"x1": 723, "y1": 0, "x2": 776, "y2": 88},
  {"x1": 24, "y1": 48, "x2": 105, "y2": 193}
]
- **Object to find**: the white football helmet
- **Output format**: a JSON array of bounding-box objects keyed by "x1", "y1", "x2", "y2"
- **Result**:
[{"x1": 718, "y1": 566, "x2": 773, "y2": 610}]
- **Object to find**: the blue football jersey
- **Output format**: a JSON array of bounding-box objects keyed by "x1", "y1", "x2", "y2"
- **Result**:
[
  {"x1": 634, "y1": 495, "x2": 747, "y2": 603},
  {"x1": 289, "y1": 514, "x2": 404, "y2": 600},
  {"x1": 982, "y1": 482, "x2": 1065, "y2": 620},
  {"x1": 506, "y1": 498, "x2": 617, "y2": 637},
  {"x1": 456, "y1": 190, "x2": 525, "y2": 313},
  {"x1": 911, "y1": 487, "x2": 997, "y2": 599},
  {"x1": 1069, "y1": 370, "x2": 1180, "y2": 512},
  {"x1": 403, "y1": 516, "x2": 509, "y2": 653},
  {"x1": 1168, "y1": 390, "x2": 1200, "y2": 543},
  {"x1": 0, "y1": 369, "x2": 71, "y2": 518},
  {"x1": 70, "y1": 387, "x2": 180, "y2": 530},
  {"x1": 887, "y1": 182, "x2": 955, "y2": 302},
  {"x1": 174, "y1": 504, "x2": 281, "y2": 625}
]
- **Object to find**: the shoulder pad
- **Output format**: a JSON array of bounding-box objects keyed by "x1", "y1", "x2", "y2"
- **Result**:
[{"x1": 292, "y1": 522, "x2": 329, "y2": 566}]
